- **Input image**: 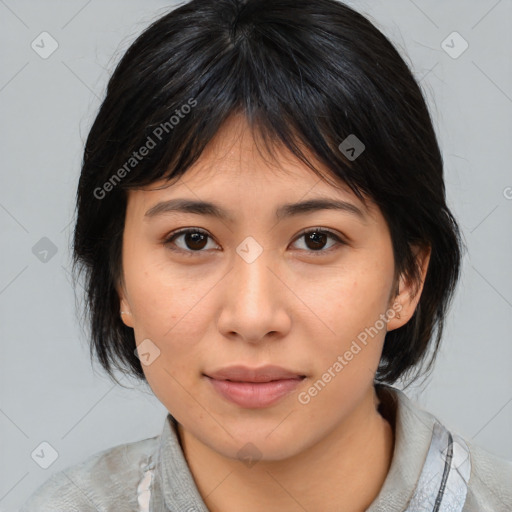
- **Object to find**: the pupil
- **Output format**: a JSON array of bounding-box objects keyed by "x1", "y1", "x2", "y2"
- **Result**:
[
  {"x1": 306, "y1": 232, "x2": 326, "y2": 250},
  {"x1": 187, "y1": 232, "x2": 207, "y2": 250}
]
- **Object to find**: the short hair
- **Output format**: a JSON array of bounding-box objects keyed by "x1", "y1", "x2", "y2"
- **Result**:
[{"x1": 72, "y1": 0, "x2": 465, "y2": 387}]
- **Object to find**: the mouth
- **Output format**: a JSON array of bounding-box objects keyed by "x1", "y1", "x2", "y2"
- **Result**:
[{"x1": 203, "y1": 364, "x2": 307, "y2": 408}]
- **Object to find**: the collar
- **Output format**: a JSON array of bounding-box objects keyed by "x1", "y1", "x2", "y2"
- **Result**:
[{"x1": 368, "y1": 384, "x2": 471, "y2": 511}]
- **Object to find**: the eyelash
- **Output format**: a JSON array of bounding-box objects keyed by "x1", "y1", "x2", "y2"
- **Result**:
[{"x1": 162, "y1": 227, "x2": 347, "y2": 256}]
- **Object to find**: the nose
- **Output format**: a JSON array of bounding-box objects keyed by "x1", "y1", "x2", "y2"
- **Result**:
[{"x1": 217, "y1": 247, "x2": 292, "y2": 344}]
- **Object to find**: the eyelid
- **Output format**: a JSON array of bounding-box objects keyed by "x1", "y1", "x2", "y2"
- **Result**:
[
  {"x1": 293, "y1": 226, "x2": 348, "y2": 244},
  {"x1": 290, "y1": 227, "x2": 347, "y2": 255},
  {"x1": 162, "y1": 227, "x2": 219, "y2": 254}
]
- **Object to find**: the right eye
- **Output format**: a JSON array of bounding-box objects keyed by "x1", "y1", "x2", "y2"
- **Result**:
[{"x1": 162, "y1": 228, "x2": 220, "y2": 254}]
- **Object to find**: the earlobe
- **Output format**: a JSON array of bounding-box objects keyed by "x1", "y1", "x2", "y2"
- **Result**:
[
  {"x1": 116, "y1": 276, "x2": 134, "y2": 328},
  {"x1": 119, "y1": 298, "x2": 134, "y2": 328}
]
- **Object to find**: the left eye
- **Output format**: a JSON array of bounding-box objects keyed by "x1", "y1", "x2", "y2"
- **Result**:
[
  {"x1": 163, "y1": 228, "x2": 345, "y2": 254},
  {"x1": 292, "y1": 228, "x2": 345, "y2": 253}
]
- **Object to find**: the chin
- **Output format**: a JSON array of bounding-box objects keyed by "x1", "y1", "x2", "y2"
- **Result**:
[{"x1": 228, "y1": 427, "x2": 310, "y2": 463}]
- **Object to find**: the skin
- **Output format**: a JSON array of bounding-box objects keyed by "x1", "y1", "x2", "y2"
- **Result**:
[{"x1": 118, "y1": 114, "x2": 431, "y2": 512}]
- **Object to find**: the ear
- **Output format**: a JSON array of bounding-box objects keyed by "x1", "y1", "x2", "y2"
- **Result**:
[
  {"x1": 117, "y1": 280, "x2": 134, "y2": 328},
  {"x1": 386, "y1": 244, "x2": 431, "y2": 331}
]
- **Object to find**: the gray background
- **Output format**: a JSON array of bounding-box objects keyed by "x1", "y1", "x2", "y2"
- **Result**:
[{"x1": 1, "y1": 0, "x2": 511, "y2": 510}]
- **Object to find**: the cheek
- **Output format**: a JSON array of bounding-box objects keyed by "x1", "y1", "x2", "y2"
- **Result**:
[
  {"x1": 124, "y1": 263, "x2": 212, "y2": 374},
  {"x1": 134, "y1": 294, "x2": 208, "y2": 409},
  {"x1": 318, "y1": 263, "x2": 393, "y2": 328},
  {"x1": 306, "y1": 263, "x2": 393, "y2": 370},
  {"x1": 124, "y1": 246, "x2": 200, "y2": 337}
]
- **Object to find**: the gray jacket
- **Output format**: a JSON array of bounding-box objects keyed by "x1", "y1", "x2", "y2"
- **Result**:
[{"x1": 20, "y1": 385, "x2": 512, "y2": 511}]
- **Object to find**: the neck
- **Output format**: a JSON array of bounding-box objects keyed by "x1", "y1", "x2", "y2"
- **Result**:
[{"x1": 177, "y1": 385, "x2": 395, "y2": 512}]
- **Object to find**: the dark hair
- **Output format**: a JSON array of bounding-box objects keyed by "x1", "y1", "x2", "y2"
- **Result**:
[{"x1": 72, "y1": 0, "x2": 465, "y2": 388}]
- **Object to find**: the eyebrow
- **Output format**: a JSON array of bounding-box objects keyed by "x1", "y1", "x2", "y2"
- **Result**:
[{"x1": 144, "y1": 197, "x2": 368, "y2": 223}]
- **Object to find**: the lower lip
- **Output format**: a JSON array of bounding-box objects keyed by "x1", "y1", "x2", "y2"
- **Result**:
[{"x1": 205, "y1": 376, "x2": 304, "y2": 408}]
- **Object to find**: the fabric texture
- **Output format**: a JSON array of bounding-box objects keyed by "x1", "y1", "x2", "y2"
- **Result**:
[{"x1": 20, "y1": 385, "x2": 512, "y2": 511}]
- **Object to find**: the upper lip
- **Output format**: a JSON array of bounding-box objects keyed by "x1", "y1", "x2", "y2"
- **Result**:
[{"x1": 204, "y1": 365, "x2": 306, "y2": 383}]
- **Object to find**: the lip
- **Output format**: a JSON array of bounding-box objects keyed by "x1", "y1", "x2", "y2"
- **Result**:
[
  {"x1": 204, "y1": 364, "x2": 306, "y2": 383},
  {"x1": 203, "y1": 364, "x2": 306, "y2": 409},
  {"x1": 205, "y1": 376, "x2": 305, "y2": 408}
]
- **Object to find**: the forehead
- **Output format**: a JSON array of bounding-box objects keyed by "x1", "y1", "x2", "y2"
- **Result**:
[
  {"x1": 147, "y1": 114, "x2": 364, "y2": 192},
  {"x1": 165, "y1": 113, "x2": 328, "y2": 184},
  {"x1": 128, "y1": 114, "x2": 378, "y2": 222}
]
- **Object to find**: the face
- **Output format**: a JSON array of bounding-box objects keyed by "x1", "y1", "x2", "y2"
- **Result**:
[{"x1": 118, "y1": 114, "x2": 429, "y2": 462}]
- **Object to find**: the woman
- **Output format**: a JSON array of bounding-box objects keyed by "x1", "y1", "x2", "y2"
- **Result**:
[{"x1": 21, "y1": 0, "x2": 512, "y2": 511}]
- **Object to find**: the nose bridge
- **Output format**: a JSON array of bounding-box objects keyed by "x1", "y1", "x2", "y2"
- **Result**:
[
  {"x1": 217, "y1": 236, "x2": 288, "y2": 341},
  {"x1": 231, "y1": 238, "x2": 276, "y2": 310}
]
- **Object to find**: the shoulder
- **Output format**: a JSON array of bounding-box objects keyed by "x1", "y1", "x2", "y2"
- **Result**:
[
  {"x1": 380, "y1": 386, "x2": 512, "y2": 510},
  {"x1": 20, "y1": 434, "x2": 159, "y2": 512},
  {"x1": 463, "y1": 439, "x2": 512, "y2": 511},
  {"x1": 409, "y1": 395, "x2": 512, "y2": 510}
]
